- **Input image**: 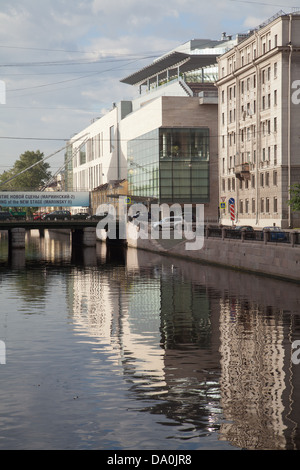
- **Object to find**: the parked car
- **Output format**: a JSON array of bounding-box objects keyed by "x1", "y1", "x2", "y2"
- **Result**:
[
  {"x1": 42, "y1": 210, "x2": 71, "y2": 221},
  {"x1": 71, "y1": 212, "x2": 89, "y2": 220},
  {"x1": 234, "y1": 225, "x2": 254, "y2": 232},
  {"x1": 152, "y1": 216, "x2": 184, "y2": 231},
  {"x1": 263, "y1": 226, "x2": 287, "y2": 241},
  {"x1": 0, "y1": 211, "x2": 13, "y2": 221},
  {"x1": 86, "y1": 212, "x2": 114, "y2": 221}
]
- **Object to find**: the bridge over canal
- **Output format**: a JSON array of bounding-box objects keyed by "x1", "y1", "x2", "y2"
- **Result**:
[{"x1": 0, "y1": 219, "x2": 101, "y2": 250}]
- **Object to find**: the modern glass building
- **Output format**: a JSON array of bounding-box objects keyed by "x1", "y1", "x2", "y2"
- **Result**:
[{"x1": 128, "y1": 127, "x2": 210, "y2": 204}]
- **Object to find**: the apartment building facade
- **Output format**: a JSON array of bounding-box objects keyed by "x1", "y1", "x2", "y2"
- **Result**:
[{"x1": 216, "y1": 12, "x2": 300, "y2": 228}]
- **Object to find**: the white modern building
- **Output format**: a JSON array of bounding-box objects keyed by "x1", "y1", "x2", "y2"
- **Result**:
[
  {"x1": 65, "y1": 36, "x2": 240, "y2": 220},
  {"x1": 65, "y1": 101, "x2": 132, "y2": 193}
]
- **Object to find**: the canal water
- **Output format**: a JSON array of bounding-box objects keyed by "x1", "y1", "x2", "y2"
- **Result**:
[{"x1": 0, "y1": 229, "x2": 300, "y2": 450}]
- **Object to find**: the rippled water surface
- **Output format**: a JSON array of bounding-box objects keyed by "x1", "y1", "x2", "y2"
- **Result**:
[{"x1": 0, "y1": 229, "x2": 300, "y2": 450}]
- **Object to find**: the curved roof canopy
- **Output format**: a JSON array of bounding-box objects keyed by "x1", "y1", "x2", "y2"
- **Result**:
[{"x1": 120, "y1": 51, "x2": 219, "y2": 86}]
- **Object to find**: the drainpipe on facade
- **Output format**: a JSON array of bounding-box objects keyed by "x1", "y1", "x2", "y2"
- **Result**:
[
  {"x1": 288, "y1": 14, "x2": 293, "y2": 228},
  {"x1": 116, "y1": 104, "x2": 120, "y2": 180},
  {"x1": 255, "y1": 61, "x2": 260, "y2": 227},
  {"x1": 236, "y1": 73, "x2": 240, "y2": 225}
]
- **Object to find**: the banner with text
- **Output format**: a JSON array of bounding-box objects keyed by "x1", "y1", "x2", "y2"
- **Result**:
[{"x1": 0, "y1": 191, "x2": 90, "y2": 208}]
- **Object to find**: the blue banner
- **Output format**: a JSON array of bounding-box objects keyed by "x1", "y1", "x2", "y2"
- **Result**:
[{"x1": 0, "y1": 191, "x2": 90, "y2": 207}]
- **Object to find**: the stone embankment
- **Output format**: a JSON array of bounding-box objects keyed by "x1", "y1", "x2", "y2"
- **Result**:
[{"x1": 125, "y1": 223, "x2": 300, "y2": 283}]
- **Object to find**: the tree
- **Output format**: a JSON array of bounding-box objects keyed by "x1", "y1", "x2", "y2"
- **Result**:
[
  {"x1": 0, "y1": 150, "x2": 52, "y2": 191},
  {"x1": 288, "y1": 184, "x2": 300, "y2": 211}
]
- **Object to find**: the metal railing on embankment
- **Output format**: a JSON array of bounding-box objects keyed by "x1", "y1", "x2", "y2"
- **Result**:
[{"x1": 205, "y1": 226, "x2": 300, "y2": 246}]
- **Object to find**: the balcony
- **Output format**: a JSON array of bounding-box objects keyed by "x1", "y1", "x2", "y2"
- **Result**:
[{"x1": 234, "y1": 163, "x2": 250, "y2": 180}]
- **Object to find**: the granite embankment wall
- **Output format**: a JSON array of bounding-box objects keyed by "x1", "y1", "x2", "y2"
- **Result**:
[{"x1": 125, "y1": 224, "x2": 300, "y2": 283}]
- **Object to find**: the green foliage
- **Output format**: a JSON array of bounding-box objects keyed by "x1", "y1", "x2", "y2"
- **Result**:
[
  {"x1": 0, "y1": 150, "x2": 52, "y2": 191},
  {"x1": 288, "y1": 184, "x2": 300, "y2": 211}
]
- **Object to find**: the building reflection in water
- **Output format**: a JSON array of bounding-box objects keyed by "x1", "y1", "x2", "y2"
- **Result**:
[
  {"x1": 68, "y1": 244, "x2": 300, "y2": 449},
  {"x1": 8, "y1": 230, "x2": 300, "y2": 449}
]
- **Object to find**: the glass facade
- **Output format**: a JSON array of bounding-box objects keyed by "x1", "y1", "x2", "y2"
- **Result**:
[
  {"x1": 128, "y1": 127, "x2": 210, "y2": 203},
  {"x1": 128, "y1": 129, "x2": 160, "y2": 199}
]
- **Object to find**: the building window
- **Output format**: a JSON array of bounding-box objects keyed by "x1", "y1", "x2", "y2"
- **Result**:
[
  {"x1": 260, "y1": 173, "x2": 264, "y2": 187},
  {"x1": 274, "y1": 117, "x2": 277, "y2": 133},
  {"x1": 266, "y1": 197, "x2": 270, "y2": 213},
  {"x1": 232, "y1": 178, "x2": 235, "y2": 191},
  {"x1": 109, "y1": 125, "x2": 114, "y2": 153},
  {"x1": 274, "y1": 197, "x2": 278, "y2": 212},
  {"x1": 274, "y1": 145, "x2": 277, "y2": 165},
  {"x1": 252, "y1": 198, "x2": 256, "y2": 213},
  {"x1": 80, "y1": 143, "x2": 86, "y2": 165},
  {"x1": 274, "y1": 89, "x2": 277, "y2": 106},
  {"x1": 251, "y1": 174, "x2": 255, "y2": 188},
  {"x1": 240, "y1": 200, "x2": 243, "y2": 214},
  {"x1": 261, "y1": 198, "x2": 264, "y2": 213},
  {"x1": 273, "y1": 170, "x2": 277, "y2": 186},
  {"x1": 245, "y1": 199, "x2": 249, "y2": 213},
  {"x1": 274, "y1": 62, "x2": 277, "y2": 78}
]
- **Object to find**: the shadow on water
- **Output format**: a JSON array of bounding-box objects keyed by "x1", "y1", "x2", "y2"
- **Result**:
[{"x1": 0, "y1": 228, "x2": 300, "y2": 449}]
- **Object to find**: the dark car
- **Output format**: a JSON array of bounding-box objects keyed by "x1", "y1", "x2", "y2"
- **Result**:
[
  {"x1": 0, "y1": 211, "x2": 13, "y2": 221},
  {"x1": 233, "y1": 225, "x2": 255, "y2": 239},
  {"x1": 71, "y1": 212, "x2": 89, "y2": 220},
  {"x1": 42, "y1": 210, "x2": 71, "y2": 221},
  {"x1": 234, "y1": 225, "x2": 254, "y2": 232},
  {"x1": 87, "y1": 212, "x2": 111, "y2": 221}
]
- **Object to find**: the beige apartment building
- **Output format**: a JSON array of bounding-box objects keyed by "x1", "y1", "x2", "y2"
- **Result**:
[{"x1": 216, "y1": 12, "x2": 300, "y2": 228}]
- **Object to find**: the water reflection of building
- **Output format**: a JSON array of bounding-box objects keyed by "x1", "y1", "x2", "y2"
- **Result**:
[
  {"x1": 67, "y1": 246, "x2": 222, "y2": 437},
  {"x1": 219, "y1": 297, "x2": 287, "y2": 449}
]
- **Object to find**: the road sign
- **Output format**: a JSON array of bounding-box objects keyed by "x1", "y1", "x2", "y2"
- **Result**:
[
  {"x1": 229, "y1": 197, "x2": 235, "y2": 205},
  {"x1": 220, "y1": 202, "x2": 226, "y2": 209}
]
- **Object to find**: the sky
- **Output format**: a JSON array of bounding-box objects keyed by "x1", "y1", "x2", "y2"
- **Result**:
[{"x1": 0, "y1": 0, "x2": 298, "y2": 178}]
